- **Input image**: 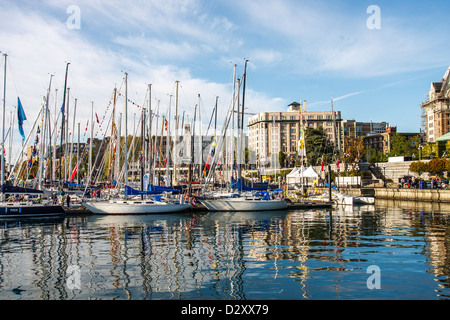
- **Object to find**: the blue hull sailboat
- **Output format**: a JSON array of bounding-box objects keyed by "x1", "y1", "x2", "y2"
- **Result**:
[
  {"x1": 0, "y1": 186, "x2": 65, "y2": 219},
  {"x1": 0, "y1": 54, "x2": 64, "y2": 220}
]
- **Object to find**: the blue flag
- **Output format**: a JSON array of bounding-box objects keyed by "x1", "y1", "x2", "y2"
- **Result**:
[{"x1": 17, "y1": 97, "x2": 27, "y2": 140}]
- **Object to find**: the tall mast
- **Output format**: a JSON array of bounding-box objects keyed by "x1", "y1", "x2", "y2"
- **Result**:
[
  {"x1": 38, "y1": 74, "x2": 53, "y2": 189},
  {"x1": 115, "y1": 113, "x2": 122, "y2": 183},
  {"x1": 8, "y1": 110, "x2": 13, "y2": 174},
  {"x1": 124, "y1": 72, "x2": 128, "y2": 187},
  {"x1": 89, "y1": 101, "x2": 93, "y2": 180},
  {"x1": 331, "y1": 98, "x2": 340, "y2": 155},
  {"x1": 69, "y1": 98, "x2": 77, "y2": 181},
  {"x1": 174, "y1": 80, "x2": 179, "y2": 186},
  {"x1": 166, "y1": 95, "x2": 172, "y2": 186},
  {"x1": 230, "y1": 64, "x2": 236, "y2": 185},
  {"x1": 109, "y1": 88, "x2": 117, "y2": 183},
  {"x1": 238, "y1": 60, "x2": 248, "y2": 193},
  {"x1": 59, "y1": 62, "x2": 70, "y2": 185},
  {"x1": 64, "y1": 87, "x2": 70, "y2": 181},
  {"x1": 140, "y1": 104, "x2": 146, "y2": 197},
  {"x1": 53, "y1": 88, "x2": 58, "y2": 181},
  {"x1": 188, "y1": 104, "x2": 197, "y2": 196},
  {"x1": 197, "y1": 93, "x2": 202, "y2": 181},
  {"x1": 235, "y1": 77, "x2": 240, "y2": 191},
  {"x1": 1, "y1": 53, "x2": 7, "y2": 201},
  {"x1": 158, "y1": 113, "x2": 164, "y2": 186},
  {"x1": 155, "y1": 100, "x2": 160, "y2": 185},
  {"x1": 147, "y1": 84, "x2": 152, "y2": 181},
  {"x1": 77, "y1": 122, "x2": 80, "y2": 184},
  {"x1": 214, "y1": 96, "x2": 218, "y2": 137}
]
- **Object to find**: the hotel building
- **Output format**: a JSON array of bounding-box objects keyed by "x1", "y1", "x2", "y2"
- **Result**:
[
  {"x1": 421, "y1": 66, "x2": 450, "y2": 143},
  {"x1": 248, "y1": 102, "x2": 342, "y2": 167}
]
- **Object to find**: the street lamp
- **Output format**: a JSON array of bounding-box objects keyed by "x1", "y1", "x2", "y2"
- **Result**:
[{"x1": 383, "y1": 164, "x2": 386, "y2": 187}]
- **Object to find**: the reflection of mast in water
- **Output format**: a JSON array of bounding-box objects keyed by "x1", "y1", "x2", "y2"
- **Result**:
[
  {"x1": 231, "y1": 223, "x2": 246, "y2": 300},
  {"x1": 108, "y1": 225, "x2": 122, "y2": 296},
  {"x1": 139, "y1": 224, "x2": 153, "y2": 299},
  {"x1": 122, "y1": 228, "x2": 132, "y2": 300},
  {"x1": 208, "y1": 219, "x2": 246, "y2": 300},
  {"x1": 284, "y1": 212, "x2": 312, "y2": 299}
]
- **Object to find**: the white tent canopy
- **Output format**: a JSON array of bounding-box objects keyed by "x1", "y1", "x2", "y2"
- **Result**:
[
  {"x1": 303, "y1": 166, "x2": 319, "y2": 178},
  {"x1": 286, "y1": 166, "x2": 318, "y2": 184}
]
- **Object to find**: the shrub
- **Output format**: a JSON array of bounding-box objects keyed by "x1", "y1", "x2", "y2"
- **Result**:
[
  {"x1": 409, "y1": 161, "x2": 428, "y2": 175},
  {"x1": 426, "y1": 158, "x2": 446, "y2": 176}
]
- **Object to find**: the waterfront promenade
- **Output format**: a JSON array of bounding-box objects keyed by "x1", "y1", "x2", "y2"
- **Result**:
[{"x1": 307, "y1": 185, "x2": 450, "y2": 203}]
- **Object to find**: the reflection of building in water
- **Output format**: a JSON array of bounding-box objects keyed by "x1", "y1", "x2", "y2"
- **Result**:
[{"x1": 1, "y1": 206, "x2": 450, "y2": 299}]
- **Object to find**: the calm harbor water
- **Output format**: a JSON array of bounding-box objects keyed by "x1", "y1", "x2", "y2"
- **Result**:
[{"x1": 1, "y1": 200, "x2": 450, "y2": 300}]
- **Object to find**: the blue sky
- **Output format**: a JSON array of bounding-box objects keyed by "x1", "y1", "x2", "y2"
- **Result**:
[{"x1": 1, "y1": 0, "x2": 450, "y2": 156}]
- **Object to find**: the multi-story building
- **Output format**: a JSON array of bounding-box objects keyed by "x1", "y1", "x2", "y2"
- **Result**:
[
  {"x1": 421, "y1": 66, "x2": 450, "y2": 143},
  {"x1": 248, "y1": 102, "x2": 342, "y2": 168},
  {"x1": 341, "y1": 120, "x2": 388, "y2": 140},
  {"x1": 363, "y1": 126, "x2": 418, "y2": 155}
]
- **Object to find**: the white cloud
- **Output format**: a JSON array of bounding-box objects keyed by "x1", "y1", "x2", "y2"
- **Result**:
[
  {"x1": 1, "y1": 0, "x2": 281, "y2": 164},
  {"x1": 229, "y1": 0, "x2": 450, "y2": 77}
]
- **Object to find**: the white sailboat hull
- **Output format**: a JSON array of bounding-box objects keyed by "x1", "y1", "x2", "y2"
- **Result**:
[
  {"x1": 200, "y1": 198, "x2": 288, "y2": 212},
  {"x1": 82, "y1": 200, "x2": 192, "y2": 215}
]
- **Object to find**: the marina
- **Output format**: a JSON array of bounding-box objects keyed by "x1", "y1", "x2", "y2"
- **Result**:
[
  {"x1": 1, "y1": 1, "x2": 450, "y2": 306},
  {"x1": 1, "y1": 200, "x2": 450, "y2": 300}
]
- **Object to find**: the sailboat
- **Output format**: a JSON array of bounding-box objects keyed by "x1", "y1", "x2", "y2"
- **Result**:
[
  {"x1": 199, "y1": 61, "x2": 287, "y2": 212},
  {"x1": 200, "y1": 190, "x2": 288, "y2": 212},
  {"x1": 0, "y1": 54, "x2": 65, "y2": 219},
  {"x1": 81, "y1": 73, "x2": 191, "y2": 215}
]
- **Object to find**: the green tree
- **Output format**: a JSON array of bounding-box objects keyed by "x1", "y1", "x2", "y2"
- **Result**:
[
  {"x1": 365, "y1": 145, "x2": 388, "y2": 163},
  {"x1": 278, "y1": 151, "x2": 286, "y2": 168},
  {"x1": 244, "y1": 147, "x2": 249, "y2": 169},
  {"x1": 388, "y1": 134, "x2": 419, "y2": 158},
  {"x1": 305, "y1": 126, "x2": 333, "y2": 166}
]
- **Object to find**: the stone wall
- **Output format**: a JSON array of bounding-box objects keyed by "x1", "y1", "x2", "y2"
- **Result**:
[
  {"x1": 304, "y1": 185, "x2": 450, "y2": 203},
  {"x1": 375, "y1": 188, "x2": 450, "y2": 203}
]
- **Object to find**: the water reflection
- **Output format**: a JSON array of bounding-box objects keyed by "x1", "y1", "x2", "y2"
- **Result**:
[{"x1": 0, "y1": 202, "x2": 449, "y2": 300}]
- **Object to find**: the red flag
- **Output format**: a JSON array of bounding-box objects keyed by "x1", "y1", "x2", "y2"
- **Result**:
[
  {"x1": 336, "y1": 160, "x2": 340, "y2": 173},
  {"x1": 321, "y1": 161, "x2": 324, "y2": 172},
  {"x1": 164, "y1": 119, "x2": 168, "y2": 131},
  {"x1": 95, "y1": 113, "x2": 100, "y2": 123},
  {"x1": 70, "y1": 164, "x2": 78, "y2": 181}
]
